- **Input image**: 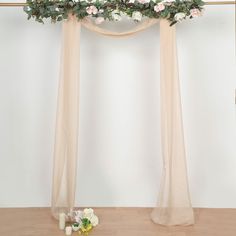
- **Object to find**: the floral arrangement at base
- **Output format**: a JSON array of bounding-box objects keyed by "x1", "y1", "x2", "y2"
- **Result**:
[
  {"x1": 24, "y1": 0, "x2": 205, "y2": 26},
  {"x1": 68, "y1": 208, "x2": 99, "y2": 235}
]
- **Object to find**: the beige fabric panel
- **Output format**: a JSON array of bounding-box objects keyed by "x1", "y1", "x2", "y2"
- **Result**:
[{"x1": 51, "y1": 16, "x2": 194, "y2": 226}]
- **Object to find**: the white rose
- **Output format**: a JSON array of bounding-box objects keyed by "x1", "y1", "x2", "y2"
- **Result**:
[
  {"x1": 111, "y1": 10, "x2": 122, "y2": 21},
  {"x1": 90, "y1": 215, "x2": 99, "y2": 226},
  {"x1": 132, "y1": 11, "x2": 142, "y2": 22},
  {"x1": 174, "y1": 12, "x2": 186, "y2": 21},
  {"x1": 83, "y1": 208, "x2": 94, "y2": 219}
]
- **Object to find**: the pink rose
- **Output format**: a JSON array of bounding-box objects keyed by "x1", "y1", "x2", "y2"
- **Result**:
[
  {"x1": 95, "y1": 17, "x2": 105, "y2": 24},
  {"x1": 190, "y1": 9, "x2": 202, "y2": 18},
  {"x1": 154, "y1": 3, "x2": 165, "y2": 12},
  {"x1": 137, "y1": 0, "x2": 150, "y2": 4},
  {"x1": 86, "y1": 6, "x2": 98, "y2": 15}
]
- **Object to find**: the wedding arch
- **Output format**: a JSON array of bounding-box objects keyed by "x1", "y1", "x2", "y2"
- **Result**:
[{"x1": 23, "y1": 0, "x2": 206, "y2": 226}]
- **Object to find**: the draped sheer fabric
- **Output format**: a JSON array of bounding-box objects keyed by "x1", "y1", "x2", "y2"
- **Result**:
[
  {"x1": 151, "y1": 20, "x2": 194, "y2": 225},
  {"x1": 51, "y1": 17, "x2": 81, "y2": 219},
  {"x1": 51, "y1": 15, "x2": 194, "y2": 226},
  {"x1": 81, "y1": 17, "x2": 158, "y2": 37}
]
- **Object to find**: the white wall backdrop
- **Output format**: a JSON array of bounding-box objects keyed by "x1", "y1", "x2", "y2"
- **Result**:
[{"x1": 0, "y1": 2, "x2": 235, "y2": 208}]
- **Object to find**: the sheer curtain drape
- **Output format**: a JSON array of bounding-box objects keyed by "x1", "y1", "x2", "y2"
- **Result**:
[
  {"x1": 51, "y1": 17, "x2": 81, "y2": 219},
  {"x1": 51, "y1": 15, "x2": 194, "y2": 226}
]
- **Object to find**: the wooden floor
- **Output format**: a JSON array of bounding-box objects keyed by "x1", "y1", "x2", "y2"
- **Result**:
[{"x1": 0, "y1": 208, "x2": 236, "y2": 236}]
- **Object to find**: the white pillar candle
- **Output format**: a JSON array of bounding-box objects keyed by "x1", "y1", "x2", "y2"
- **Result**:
[
  {"x1": 59, "y1": 213, "x2": 66, "y2": 230},
  {"x1": 65, "y1": 226, "x2": 72, "y2": 235}
]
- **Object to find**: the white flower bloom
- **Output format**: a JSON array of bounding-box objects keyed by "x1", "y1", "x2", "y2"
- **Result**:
[
  {"x1": 162, "y1": 0, "x2": 175, "y2": 5},
  {"x1": 74, "y1": 215, "x2": 81, "y2": 223},
  {"x1": 90, "y1": 215, "x2": 99, "y2": 226},
  {"x1": 84, "y1": 0, "x2": 96, "y2": 2},
  {"x1": 163, "y1": 0, "x2": 175, "y2": 2},
  {"x1": 132, "y1": 11, "x2": 142, "y2": 21},
  {"x1": 86, "y1": 5, "x2": 98, "y2": 15},
  {"x1": 190, "y1": 8, "x2": 202, "y2": 18},
  {"x1": 137, "y1": 0, "x2": 150, "y2": 4},
  {"x1": 83, "y1": 208, "x2": 94, "y2": 214},
  {"x1": 83, "y1": 208, "x2": 95, "y2": 220},
  {"x1": 111, "y1": 10, "x2": 122, "y2": 21},
  {"x1": 174, "y1": 12, "x2": 186, "y2": 21},
  {"x1": 129, "y1": 0, "x2": 135, "y2": 3},
  {"x1": 95, "y1": 16, "x2": 105, "y2": 24},
  {"x1": 74, "y1": 210, "x2": 83, "y2": 223},
  {"x1": 25, "y1": 6, "x2": 31, "y2": 11},
  {"x1": 154, "y1": 3, "x2": 165, "y2": 12},
  {"x1": 99, "y1": 9, "x2": 104, "y2": 13}
]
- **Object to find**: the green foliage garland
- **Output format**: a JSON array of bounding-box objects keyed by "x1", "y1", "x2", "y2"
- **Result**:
[{"x1": 24, "y1": 0, "x2": 205, "y2": 26}]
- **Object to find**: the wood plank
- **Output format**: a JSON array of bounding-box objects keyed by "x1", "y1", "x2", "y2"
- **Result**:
[{"x1": 0, "y1": 208, "x2": 236, "y2": 236}]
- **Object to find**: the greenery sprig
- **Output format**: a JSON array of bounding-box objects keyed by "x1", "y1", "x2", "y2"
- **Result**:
[{"x1": 24, "y1": 0, "x2": 205, "y2": 26}]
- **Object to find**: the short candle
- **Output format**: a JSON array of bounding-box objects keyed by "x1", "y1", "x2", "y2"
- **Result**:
[
  {"x1": 65, "y1": 226, "x2": 72, "y2": 236},
  {"x1": 59, "y1": 213, "x2": 66, "y2": 230}
]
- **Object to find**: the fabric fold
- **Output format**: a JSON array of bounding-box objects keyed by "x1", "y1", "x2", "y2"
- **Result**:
[{"x1": 81, "y1": 18, "x2": 158, "y2": 37}]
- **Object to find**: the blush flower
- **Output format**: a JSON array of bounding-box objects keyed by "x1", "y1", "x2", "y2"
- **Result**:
[
  {"x1": 190, "y1": 8, "x2": 202, "y2": 18},
  {"x1": 86, "y1": 5, "x2": 98, "y2": 15},
  {"x1": 137, "y1": 0, "x2": 150, "y2": 4},
  {"x1": 154, "y1": 3, "x2": 165, "y2": 12},
  {"x1": 74, "y1": 210, "x2": 83, "y2": 223}
]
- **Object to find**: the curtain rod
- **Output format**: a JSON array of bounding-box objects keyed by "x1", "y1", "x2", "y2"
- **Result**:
[{"x1": 0, "y1": 1, "x2": 235, "y2": 6}]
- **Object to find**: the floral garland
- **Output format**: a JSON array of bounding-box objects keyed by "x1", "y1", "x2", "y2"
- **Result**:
[
  {"x1": 69, "y1": 208, "x2": 99, "y2": 235},
  {"x1": 24, "y1": 0, "x2": 204, "y2": 26},
  {"x1": 58, "y1": 208, "x2": 99, "y2": 235}
]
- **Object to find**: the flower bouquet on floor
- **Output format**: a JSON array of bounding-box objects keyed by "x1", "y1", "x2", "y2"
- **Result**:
[{"x1": 69, "y1": 208, "x2": 99, "y2": 235}]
